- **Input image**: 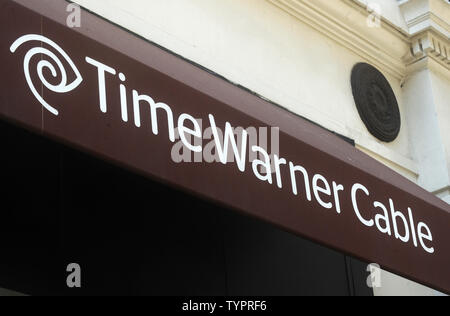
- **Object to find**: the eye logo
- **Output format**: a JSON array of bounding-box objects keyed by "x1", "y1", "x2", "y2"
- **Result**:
[{"x1": 10, "y1": 34, "x2": 83, "y2": 116}]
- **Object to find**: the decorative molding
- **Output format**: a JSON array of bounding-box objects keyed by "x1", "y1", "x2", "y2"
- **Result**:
[
  {"x1": 267, "y1": 0, "x2": 450, "y2": 79},
  {"x1": 399, "y1": 0, "x2": 450, "y2": 37},
  {"x1": 266, "y1": 0, "x2": 410, "y2": 79},
  {"x1": 404, "y1": 30, "x2": 450, "y2": 75},
  {"x1": 405, "y1": 11, "x2": 450, "y2": 37}
]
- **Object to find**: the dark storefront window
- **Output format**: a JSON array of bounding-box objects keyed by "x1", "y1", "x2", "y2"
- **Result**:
[{"x1": 0, "y1": 120, "x2": 372, "y2": 296}]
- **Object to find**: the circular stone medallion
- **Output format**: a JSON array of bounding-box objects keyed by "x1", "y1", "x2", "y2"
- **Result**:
[{"x1": 351, "y1": 63, "x2": 401, "y2": 142}]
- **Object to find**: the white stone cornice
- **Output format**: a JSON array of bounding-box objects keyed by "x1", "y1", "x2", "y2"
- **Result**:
[
  {"x1": 404, "y1": 30, "x2": 450, "y2": 76},
  {"x1": 267, "y1": 0, "x2": 411, "y2": 79},
  {"x1": 399, "y1": 0, "x2": 450, "y2": 37},
  {"x1": 405, "y1": 11, "x2": 450, "y2": 37},
  {"x1": 412, "y1": 31, "x2": 450, "y2": 64},
  {"x1": 267, "y1": 0, "x2": 450, "y2": 79}
]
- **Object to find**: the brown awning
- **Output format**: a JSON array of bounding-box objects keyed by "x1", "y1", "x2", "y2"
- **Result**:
[{"x1": 1, "y1": 0, "x2": 450, "y2": 293}]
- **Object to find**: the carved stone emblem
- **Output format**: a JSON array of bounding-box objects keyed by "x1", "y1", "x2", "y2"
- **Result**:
[{"x1": 351, "y1": 63, "x2": 401, "y2": 142}]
